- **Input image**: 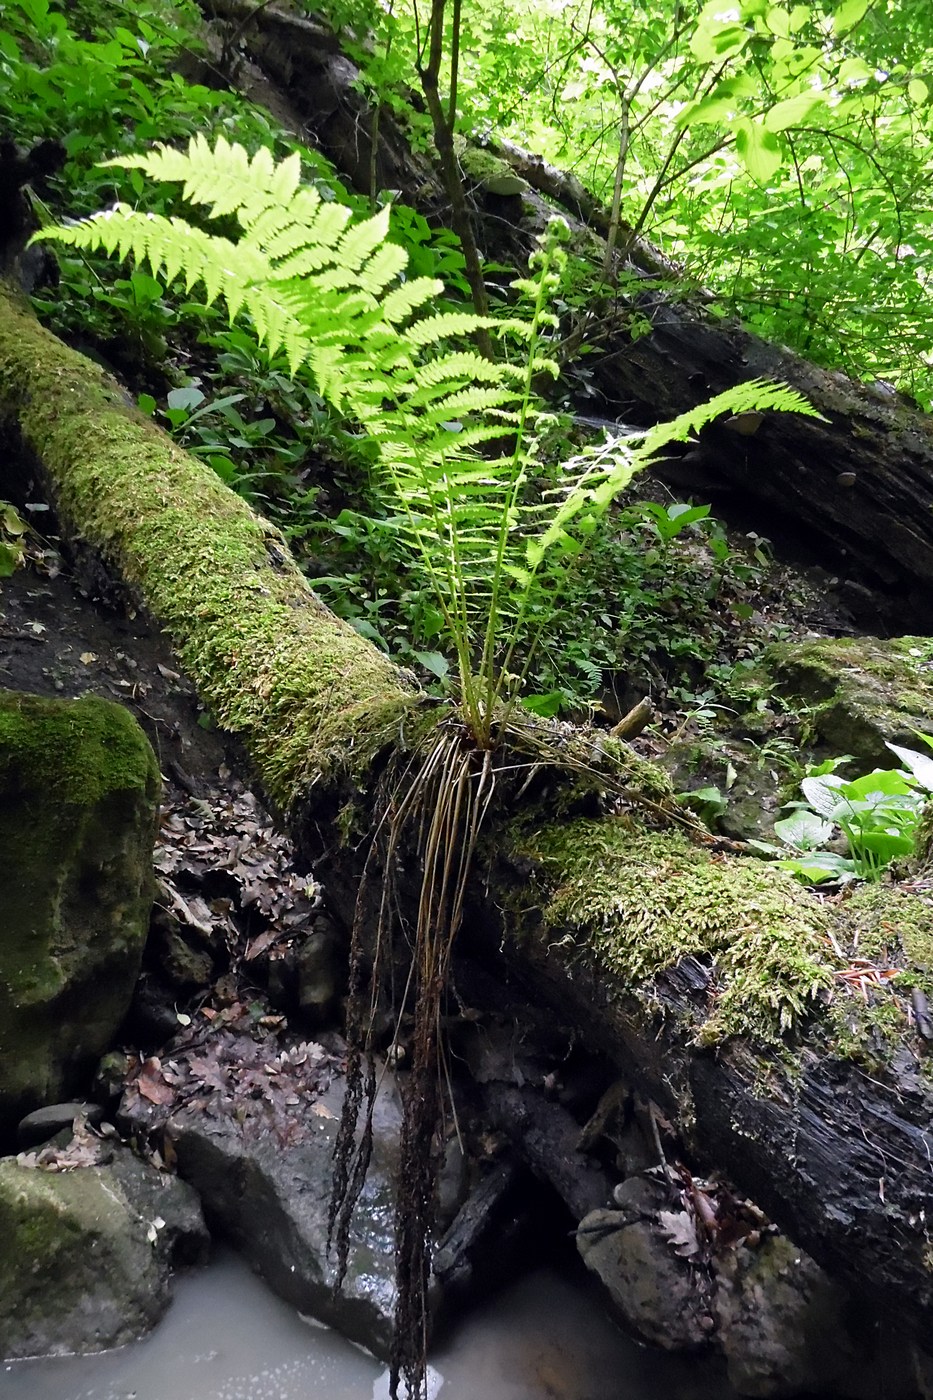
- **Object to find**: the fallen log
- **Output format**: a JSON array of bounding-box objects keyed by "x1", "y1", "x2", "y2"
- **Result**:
[
  {"x1": 198, "y1": 0, "x2": 933, "y2": 630},
  {"x1": 3, "y1": 278, "x2": 933, "y2": 1348}
]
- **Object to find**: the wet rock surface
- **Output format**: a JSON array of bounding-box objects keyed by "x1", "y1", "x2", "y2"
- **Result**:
[
  {"x1": 578, "y1": 1170, "x2": 919, "y2": 1399},
  {"x1": 0, "y1": 688, "x2": 160, "y2": 1136},
  {"x1": 577, "y1": 1178, "x2": 714, "y2": 1352},
  {"x1": 118, "y1": 1032, "x2": 402, "y2": 1360},
  {"x1": 0, "y1": 1133, "x2": 208, "y2": 1360}
]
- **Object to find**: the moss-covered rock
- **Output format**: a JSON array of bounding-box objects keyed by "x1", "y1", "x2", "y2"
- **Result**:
[
  {"x1": 0, "y1": 1144, "x2": 207, "y2": 1359},
  {"x1": 764, "y1": 635, "x2": 933, "y2": 768},
  {"x1": 0, "y1": 690, "x2": 160, "y2": 1132}
]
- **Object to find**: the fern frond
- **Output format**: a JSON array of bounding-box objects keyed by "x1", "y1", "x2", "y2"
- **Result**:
[
  {"x1": 107, "y1": 135, "x2": 303, "y2": 227},
  {"x1": 405, "y1": 312, "x2": 499, "y2": 349},
  {"x1": 634, "y1": 377, "x2": 824, "y2": 460},
  {"x1": 38, "y1": 139, "x2": 818, "y2": 746},
  {"x1": 380, "y1": 279, "x2": 443, "y2": 325}
]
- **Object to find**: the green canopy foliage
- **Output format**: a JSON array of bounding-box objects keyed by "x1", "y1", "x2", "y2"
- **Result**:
[{"x1": 319, "y1": 0, "x2": 933, "y2": 406}]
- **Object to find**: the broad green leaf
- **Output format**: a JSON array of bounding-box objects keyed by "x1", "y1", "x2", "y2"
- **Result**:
[
  {"x1": 765, "y1": 91, "x2": 826, "y2": 133},
  {"x1": 765, "y1": 7, "x2": 790, "y2": 38},
  {"x1": 413, "y1": 650, "x2": 450, "y2": 680},
  {"x1": 832, "y1": 0, "x2": 869, "y2": 35},
  {"x1": 841, "y1": 768, "x2": 914, "y2": 800},
  {"x1": 778, "y1": 852, "x2": 856, "y2": 883},
  {"x1": 800, "y1": 774, "x2": 846, "y2": 816},
  {"x1": 774, "y1": 810, "x2": 834, "y2": 849},
  {"x1": 733, "y1": 119, "x2": 783, "y2": 182}
]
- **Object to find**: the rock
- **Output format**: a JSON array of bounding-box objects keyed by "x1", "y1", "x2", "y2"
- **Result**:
[
  {"x1": 0, "y1": 1140, "x2": 208, "y2": 1359},
  {"x1": 458, "y1": 144, "x2": 529, "y2": 197},
  {"x1": 119, "y1": 1064, "x2": 403, "y2": 1360},
  {"x1": 576, "y1": 1178, "x2": 714, "y2": 1351},
  {"x1": 17, "y1": 1101, "x2": 104, "y2": 1150},
  {"x1": 295, "y1": 916, "x2": 341, "y2": 1020},
  {"x1": 713, "y1": 1234, "x2": 917, "y2": 1400},
  {"x1": 150, "y1": 898, "x2": 216, "y2": 993},
  {"x1": 764, "y1": 635, "x2": 933, "y2": 769},
  {"x1": 0, "y1": 691, "x2": 160, "y2": 1135}
]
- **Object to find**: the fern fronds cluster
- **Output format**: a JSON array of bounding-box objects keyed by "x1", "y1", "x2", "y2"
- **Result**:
[{"x1": 38, "y1": 136, "x2": 820, "y2": 744}]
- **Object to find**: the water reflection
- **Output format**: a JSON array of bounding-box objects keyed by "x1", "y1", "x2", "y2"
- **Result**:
[{"x1": 5, "y1": 1248, "x2": 736, "y2": 1400}]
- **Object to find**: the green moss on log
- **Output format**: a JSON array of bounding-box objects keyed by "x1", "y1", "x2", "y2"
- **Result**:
[
  {"x1": 0, "y1": 283, "x2": 420, "y2": 811},
  {"x1": 514, "y1": 818, "x2": 838, "y2": 1045}
]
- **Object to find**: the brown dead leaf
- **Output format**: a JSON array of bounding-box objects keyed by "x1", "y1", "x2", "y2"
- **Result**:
[
  {"x1": 658, "y1": 1209, "x2": 701, "y2": 1259},
  {"x1": 137, "y1": 1057, "x2": 175, "y2": 1106},
  {"x1": 311, "y1": 1101, "x2": 335, "y2": 1119}
]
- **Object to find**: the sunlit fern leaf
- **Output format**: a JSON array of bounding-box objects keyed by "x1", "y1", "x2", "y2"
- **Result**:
[
  {"x1": 37, "y1": 136, "x2": 819, "y2": 744},
  {"x1": 108, "y1": 136, "x2": 304, "y2": 225}
]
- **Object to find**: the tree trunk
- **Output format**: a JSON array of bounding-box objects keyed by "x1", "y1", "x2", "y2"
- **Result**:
[{"x1": 3, "y1": 279, "x2": 933, "y2": 1345}]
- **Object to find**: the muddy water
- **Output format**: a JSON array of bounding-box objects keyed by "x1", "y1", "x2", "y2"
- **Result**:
[{"x1": 4, "y1": 1248, "x2": 736, "y2": 1400}]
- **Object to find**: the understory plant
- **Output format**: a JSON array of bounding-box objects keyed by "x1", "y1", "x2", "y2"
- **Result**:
[
  {"x1": 38, "y1": 135, "x2": 820, "y2": 749},
  {"x1": 762, "y1": 741, "x2": 933, "y2": 884},
  {"x1": 38, "y1": 135, "x2": 820, "y2": 1400}
]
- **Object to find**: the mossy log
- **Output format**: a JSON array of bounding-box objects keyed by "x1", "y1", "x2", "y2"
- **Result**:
[
  {"x1": 3, "y1": 280, "x2": 933, "y2": 1341},
  {"x1": 0, "y1": 280, "x2": 423, "y2": 815}
]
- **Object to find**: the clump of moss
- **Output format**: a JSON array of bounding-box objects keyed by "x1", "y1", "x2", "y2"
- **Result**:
[
  {"x1": 816, "y1": 882, "x2": 933, "y2": 1067},
  {"x1": 764, "y1": 636, "x2": 933, "y2": 768},
  {"x1": 0, "y1": 690, "x2": 159, "y2": 805},
  {"x1": 516, "y1": 818, "x2": 838, "y2": 1045}
]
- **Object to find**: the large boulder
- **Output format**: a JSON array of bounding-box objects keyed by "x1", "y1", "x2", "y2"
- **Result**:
[
  {"x1": 0, "y1": 690, "x2": 160, "y2": 1134},
  {"x1": 118, "y1": 1031, "x2": 402, "y2": 1360},
  {"x1": 0, "y1": 1135, "x2": 208, "y2": 1359},
  {"x1": 764, "y1": 635, "x2": 933, "y2": 768}
]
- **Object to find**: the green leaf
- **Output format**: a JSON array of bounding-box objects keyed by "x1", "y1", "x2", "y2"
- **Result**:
[
  {"x1": 774, "y1": 809, "x2": 834, "y2": 849},
  {"x1": 167, "y1": 385, "x2": 206, "y2": 412},
  {"x1": 800, "y1": 774, "x2": 846, "y2": 817},
  {"x1": 778, "y1": 852, "x2": 857, "y2": 884},
  {"x1": 521, "y1": 692, "x2": 563, "y2": 717},
  {"x1": 832, "y1": 0, "x2": 869, "y2": 35},
  {"x1": 413, "y1": 650, "x2": 450, "y2": 680},
  {"x1": 733, "y1": 119, "x2": 783, "y2": 183},
  {"x1": 764, "y1": 91, "x2": 826, "y2": 133},
  {"x1": 1, "y1": 503, "x2": 26, "y2": 536}
]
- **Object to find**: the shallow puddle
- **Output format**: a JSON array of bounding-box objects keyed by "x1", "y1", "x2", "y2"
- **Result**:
[{"x1": 4, "y1": 1247, "x2": 736, "y2": 1400}]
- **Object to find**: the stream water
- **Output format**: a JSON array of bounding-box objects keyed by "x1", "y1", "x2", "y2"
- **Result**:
[{"x1": 4, "y1": 1248, "x2": 738, "y2": 1400}]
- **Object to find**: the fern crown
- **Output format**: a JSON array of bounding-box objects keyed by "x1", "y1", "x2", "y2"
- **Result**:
[{"x1": 39, "y1": 135, "x2": 821, "y2": 744}]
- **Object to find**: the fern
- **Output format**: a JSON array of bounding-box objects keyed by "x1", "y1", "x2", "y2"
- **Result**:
[{"x1": 38, "y1": 136, "x2": 821, "y2": 745}]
